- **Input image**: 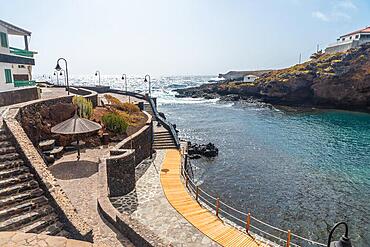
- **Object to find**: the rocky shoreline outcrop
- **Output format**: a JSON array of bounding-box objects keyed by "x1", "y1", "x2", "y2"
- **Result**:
[{"x1": 176, "y1": 44, "x2": 370, "y2": 112}]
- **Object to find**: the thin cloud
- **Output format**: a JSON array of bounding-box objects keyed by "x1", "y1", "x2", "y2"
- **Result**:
[
  {"x1": 336, "y1": 0, "x2": 357, "y2": 10},
  {"x1": 312, "y1": 0, "x2": 357, "y2": 22},
  {"x1": 312, "y1": 11, "x2": 329, "y2": 22}
]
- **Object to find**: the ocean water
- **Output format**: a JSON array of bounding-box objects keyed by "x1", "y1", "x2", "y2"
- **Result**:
[{"x1": 45, "y1": 75, "x2": 370, "y2": 246}]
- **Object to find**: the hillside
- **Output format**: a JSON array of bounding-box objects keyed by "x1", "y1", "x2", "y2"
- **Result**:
[{"x1": 177, "y1": 43, "x2": 370, "y2": 112}]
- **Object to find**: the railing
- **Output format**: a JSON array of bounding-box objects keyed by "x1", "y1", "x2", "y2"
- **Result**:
[
  {"x1": 180, "y1": 153, "x2": 326, "y2": 247},
  {"x1": 14, "y1": 80, "x2": 36, "y2": 87},
  {"x1": 9, "y1": 47, "x2": 34, "y2": 57},
  {"x1": 146, "y1": 96, "x2": 180, "y2": 148},
  {"x1": 108, "y1": 89, "x2": 181, "y2": 148}
]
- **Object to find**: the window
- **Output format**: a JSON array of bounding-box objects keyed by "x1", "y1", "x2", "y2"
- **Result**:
[
  {"x1": 4, "y1": 69, "x2": 12, "y2": 83},
  {"x1": 350, "y1": 36, "x2": 352, "y2": 39},
  {"x1": 355, "y1": 35, "x2": 359, "y2": 39},
  {"x1": 342, "y1": 38, "x2": 345, "y2": 41},
  {"x1": 0, "y1": 32, "x2": 8, "y2": 48},
  {"x1": 18, "y1": 65, "x2": 26, "y2": 68}
]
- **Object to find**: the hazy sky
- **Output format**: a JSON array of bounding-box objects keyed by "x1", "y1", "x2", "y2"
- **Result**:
[{"x1": 2, "y1": 0, "x2": 370, "y2": 76}]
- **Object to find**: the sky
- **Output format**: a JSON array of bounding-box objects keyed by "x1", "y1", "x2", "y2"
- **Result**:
[{"x1": 2, "y1": 0, "x2": 370, "y2": 76}]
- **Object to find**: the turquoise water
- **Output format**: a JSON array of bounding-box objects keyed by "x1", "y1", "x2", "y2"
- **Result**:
[{"x1": 159, "y1": 101, "x2": 370, "y2": 246}]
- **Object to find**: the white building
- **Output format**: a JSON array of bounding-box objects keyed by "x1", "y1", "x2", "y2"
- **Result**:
[
  {"x1": 0, "y1": 19, "x2": 37, "y2": 90},
  {"x1": 325, "y1": 26, "x2": 370, "y2": 54},
  {"x1": 243, "y1": 74, "x2": 259, "y2": 82}
]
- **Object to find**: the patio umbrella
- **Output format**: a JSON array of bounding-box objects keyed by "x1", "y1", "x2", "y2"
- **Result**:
[{"x1": 51, "y1": 112, "x2": 101, "y2": 160}]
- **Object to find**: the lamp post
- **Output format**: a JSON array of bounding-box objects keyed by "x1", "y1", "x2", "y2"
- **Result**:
[
  {"x1": 144, "y1": 74, "x2": 151, "y2": 97},
  {"x1": 95, "y1": 70, "x2": 101, "y2": 86},
  {"x1": 53, "y1": 71, "x2": 59, "y2": 86},
  {"x1": 55, "y1": 58, "x2": 70, "y2": 95},
  {"x1": 121, "y1": 74, "x2": 130, "y2": 103},
  {"x1": 327, "y1": 222, "x2": 352, "y2": 247}
]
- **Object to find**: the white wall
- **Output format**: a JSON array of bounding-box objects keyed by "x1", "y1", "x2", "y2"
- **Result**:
[
  {"x1": 0, "y1": 25, "x2": 10, "y2": 54},
  {"x1": 0, "y1": 62, "x2": 14, "y2": 90},
  {"x1": 243, "y1": 75, "x2": 258, "y2": 82}
]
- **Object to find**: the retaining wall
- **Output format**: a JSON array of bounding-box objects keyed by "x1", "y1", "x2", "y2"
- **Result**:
[{"x1": 0, "y1": 86, "x2": 40, "y2": 107}]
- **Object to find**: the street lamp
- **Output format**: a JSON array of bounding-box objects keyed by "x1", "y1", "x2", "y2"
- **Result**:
[
  {"x1": 59, "y1": 70, "x2": 66, "y2": 87},
  {"x1": 55, "y1": 58, "x2": 70, "y2": 95},
  {"x1": 95, "y1": 70, "x2": 101, "y2": 86},
  {"x1": 121, "y1": 74, "x2": 130, "y2": 103},
  {"x1": 327, "y1": 222, "x2": 352, "y2": 247},
  {"x1": 144, "y1": 74, "x2": 151, "y2": 97}
]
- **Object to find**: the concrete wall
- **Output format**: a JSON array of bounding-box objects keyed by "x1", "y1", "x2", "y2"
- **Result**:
[
  {"x1": 0, "y1": 25, "x2": 9, "y2": 54},
  {"x1": 0, "y1": 86, "x2": 39, "y2": 106},
  {"x1": 0, "y1": 62, "x2": 13, "y2": 87}
]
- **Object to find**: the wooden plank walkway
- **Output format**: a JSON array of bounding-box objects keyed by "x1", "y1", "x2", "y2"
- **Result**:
[{"x1": 160, "y1": 149, "x2": 268, "y2": 247}]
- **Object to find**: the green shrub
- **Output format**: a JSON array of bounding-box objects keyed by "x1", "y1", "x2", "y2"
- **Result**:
[
  {"x1": 102, "y1": 112, "x2": 128, "y2": 134},
  {"x1": 72, "y1": 96, "x2": 93, "y2": 119}
]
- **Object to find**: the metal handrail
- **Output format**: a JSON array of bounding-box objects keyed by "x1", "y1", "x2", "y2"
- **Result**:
[
  {"x1": 180, "y1": 156, "x2": 326, "y2": 247},
  {"x1": 108, "y1": 89, "x2": 180, "y2": 148}
]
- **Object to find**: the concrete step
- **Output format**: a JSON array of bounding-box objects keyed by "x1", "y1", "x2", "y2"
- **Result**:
[
  {"x1": 153, "y1": 145, "x2": 177, "y2": 149},
  {"x1": 0, "y1": 196, "x2": 48, "y2": 222},
  {"x1": 0, "y1": 134, "x2": 10, "y2": 142},
  {"x1": 0, "y1": 180, "x2": 39, "y2": 198},
  {"x1": 0, "y1": 166, "x2": 29, "y2": 179},
  {"x1": 0, "y1": 141, "x2": 12, "y2": 148},
  {"x1": 41, "y1": 221, "x2": 65, "y2": 236},
  {"x1": 0, "y1": 196, "x2": 48, "y2": 221},
  {"x1": 0, "y1": 146, "x2": 16, "y2": 155},
  {"x1": 0, "y1": 172, "x2": 34, "y2": 189},
  {"x1": 38, "y1": 139, "x2": 55, "y2": 152},
  {"x1": 154, "y1": 138, "x2": 173, "y2": 142},
  {"x1": 0, "y1": 205, "x2": 54, "y2": 231},
  {"x1": 0, "y1": 152, "x2": 20, "y2": 162},
  {"x1": 0, "y1": 188, "x2": 43, "y2": 209},
  {"x1": 0, "y1": 159, "x2": 24, "y2": 171},
  {"x1": 19, "y1": 212, "x2": 59, "y2": 234}
]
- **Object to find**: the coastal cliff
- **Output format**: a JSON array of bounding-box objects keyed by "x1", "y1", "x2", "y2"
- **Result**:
[{"x1": 177, "y1": 43, "x2": 370, "y2": 112}]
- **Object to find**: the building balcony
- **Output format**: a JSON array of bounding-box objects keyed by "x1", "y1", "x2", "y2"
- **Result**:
[
  {"x1": 0, "y1": 52, "x2": 35, "y2": 65},
  {"x1": 14, "y1": 80, "x2": 36, "y2": 87},
  {"x1": 9, "y1": 47, "x2": 35, "y2": 57}
]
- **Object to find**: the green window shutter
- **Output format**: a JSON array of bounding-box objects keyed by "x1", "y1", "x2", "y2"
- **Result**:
[
  {"x1": 0, "y1": 32, "x2": 8, "y2": 48},
  {"x1": 5, "y1": 69, "x2": 12, "y2": 83}
]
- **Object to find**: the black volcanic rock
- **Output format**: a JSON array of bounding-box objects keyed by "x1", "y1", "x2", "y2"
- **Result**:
[{"x1": 176, "y1": 43, "x2": 370, "y2": 112}]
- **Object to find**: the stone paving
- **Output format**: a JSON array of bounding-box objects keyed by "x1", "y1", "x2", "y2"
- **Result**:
[
  {"x1": 0, "y1": 231, "x2": 93, "y2": 247},
  {"x1": 110, "y1": 150, "x2": 220, "y2": 247},
  {"x1": 48, "y1": 147, "x2": 134, "y2": 247}
]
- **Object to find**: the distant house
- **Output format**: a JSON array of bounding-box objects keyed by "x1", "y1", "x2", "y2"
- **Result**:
[
  {"x1": 0, "y1": 19, "x2": 37, "y2": 90},
  {"x1": 243, "y1": 74, "x2": 258, "y2": 82},
  {"x1": 219, "y1": 70, "x2": 271, "y2": 81},
  {"x1": 325, "y1": 26, "x2": 370, "y2": 54}
]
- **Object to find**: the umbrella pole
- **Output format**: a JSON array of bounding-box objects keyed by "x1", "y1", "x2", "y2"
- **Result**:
[{"x1": 77, "y1": 134, "x2": 80, "y2": 160}]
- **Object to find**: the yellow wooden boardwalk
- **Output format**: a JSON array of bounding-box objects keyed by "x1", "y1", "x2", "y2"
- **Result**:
[{"x1": 160, "y1": 149, "x2": 268, "y2": 247}]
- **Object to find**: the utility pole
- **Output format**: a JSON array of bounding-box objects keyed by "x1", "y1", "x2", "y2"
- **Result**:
[
  {"x1": 299, "y1": 53, "x2": 302, "y2": 64},
  {"x1": 317, "y1": 44, "x2": 320, "y2": 52}
]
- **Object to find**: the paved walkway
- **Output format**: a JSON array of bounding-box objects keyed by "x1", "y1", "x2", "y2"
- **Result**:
[
  {"x1": 160, "y1": 150, "x2": 267, "y2": 247},
  {"x1": 0, "y1": 231, "x2": 93, "y2": 247},
  {"x1": 110, "y1": 150, "x2": 218, "y2": 246},
  {"x1": 48, "y1": 148, "x2": 134, "y2": 247}
]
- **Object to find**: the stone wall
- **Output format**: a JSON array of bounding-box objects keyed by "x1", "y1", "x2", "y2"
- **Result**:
[
  {"x1": 0, "y1": 86, "x2": 40, "y2": 107},
  {"x1": 97, "y1": 162, "x2": 166, "y2": 247},
  {"x1": 97, "y1": 111, "x2": 166, "y2": 246},
  {"x1": 106, "y1": 111, "x2": 153, "y2": 196},
  {"x1": 69, "y1": 87, "x2": 98, "y2": 107},
  {"x1": 4, "y1": 107, "x2": 93, "y2": 241}
]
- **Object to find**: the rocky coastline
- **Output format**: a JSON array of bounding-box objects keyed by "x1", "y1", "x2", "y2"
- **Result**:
[{"x1": 176, "y1": 44, "x2": 370, "y2": 113}]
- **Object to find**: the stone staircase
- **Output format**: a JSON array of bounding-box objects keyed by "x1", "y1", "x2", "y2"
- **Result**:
[
  {"x1": 0, "y1": 127, "x2": 70, "y2": 237},
  {"x1": 144, "y1": 103, "x2": 156, "y2": 120},
  {"x1": 153, "y1": 131, "x2": 177, "y2": 149}
]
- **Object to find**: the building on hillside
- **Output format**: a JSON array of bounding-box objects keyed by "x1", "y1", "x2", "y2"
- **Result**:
[
  {"x1": 219, "y1": 70, "x2": 271, "y2": 81},
  {"x1": 325, "y1": 26, "x2": 370, "y2": 54},
  {"x1": 243, "y1": 74, "x2": 259, "y2": 82},
  {"x1": 0, "y1": 19, "x2": 37, "y2": 90}
]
